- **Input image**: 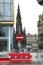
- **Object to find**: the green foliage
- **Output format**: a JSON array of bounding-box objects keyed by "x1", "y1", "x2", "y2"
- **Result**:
[{"x1": 27, "y1": 42, "x2": 32, "y2": 45}]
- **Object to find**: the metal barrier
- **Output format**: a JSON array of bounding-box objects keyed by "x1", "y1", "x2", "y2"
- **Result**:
[
  {"x1": 9, "y1": 53, "x2": 32, "y2": 63},
  {"x1": 37, "y1": 52, "x2": 43, "y2": 62},
  {"x1": 0, "y1": 53, "x2": 32, "y2": 63},
  {"x1": 30, "y1": 52, "x2": 38, "y2": 63},
  {"x1": 0, "y1": 52, "x2": 43, "y2": 63},
  {"x1": 0, "y1": 58, "x2": 10, "y2": 63},
  {"x1": 0, "y1": 53, "x2": 10, "y2": 63}
]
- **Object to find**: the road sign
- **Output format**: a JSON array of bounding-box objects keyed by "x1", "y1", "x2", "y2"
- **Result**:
[{"x1": 16, "y1": 34, "x2": 24, "y2": 42}]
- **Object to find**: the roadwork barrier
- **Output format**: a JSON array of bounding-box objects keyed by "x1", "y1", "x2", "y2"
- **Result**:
[
  {"x1": 0, "y1": 52, "x2": 43, "y2": 63},
  {"x1": 9, "y1": 53, "x2": 32, "y2": 63}
]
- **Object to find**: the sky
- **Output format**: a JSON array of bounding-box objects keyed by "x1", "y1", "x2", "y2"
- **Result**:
[{"x1": 14, "y1": 0, "x2": 43, "y2": 35}]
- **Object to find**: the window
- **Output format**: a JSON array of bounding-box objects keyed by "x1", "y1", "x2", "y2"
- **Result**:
[
  {"x1": 4, "y1": 17, "x2": 13, "y2": 20},
  {"x1": 0, "y1": 0, "x2": 13, "y2": 21},
  {"x1": 5, "y1": 4, "x2": 10, "y2": 16},
  {"x1": 5, "y1": 0, "x2": 12, "y2": 3},
  {"x1": 0, "y1": 0, "x2": 3, "y2": 3}
]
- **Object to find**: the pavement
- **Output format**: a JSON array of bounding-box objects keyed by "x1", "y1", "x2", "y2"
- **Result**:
[{"x1": 0, "y1": 62, "x2": 43, "y2": 65}]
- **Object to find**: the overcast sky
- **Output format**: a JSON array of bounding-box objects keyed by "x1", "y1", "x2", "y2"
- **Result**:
[{"x1": 14, "y1": 0, "x2": 43, "y2": 35}]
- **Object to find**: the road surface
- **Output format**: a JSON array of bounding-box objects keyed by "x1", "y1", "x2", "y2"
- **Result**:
[{"x1": 0, "y1": 62, "x2": 43, "y2": 65}]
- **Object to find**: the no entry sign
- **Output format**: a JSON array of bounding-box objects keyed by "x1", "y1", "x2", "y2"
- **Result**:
[{"x1": 16, "y1": 34, "x2": 24, "y2": 42}]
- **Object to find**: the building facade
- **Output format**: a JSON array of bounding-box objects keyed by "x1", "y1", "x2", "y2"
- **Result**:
[
  {"x1": 14, "y1": 5, "x2": 26, "y2": 50},
  {"x1": 37, "y1": 13, "x2": 43, "y2": 49},
  {"x1": 0, "y1": 0, "x2": 14, "y2": 51},
  {"x1": 26, "y1": 33, "x2": 38, "y2": 49}
]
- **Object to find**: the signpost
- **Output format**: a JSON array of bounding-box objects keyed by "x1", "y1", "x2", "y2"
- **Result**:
[
  {"x1": 16, "y1": 34, "x2": 24, "y2": 42},
  {"x1": 16, "y1": 34, "x2": 24, "y2": 52}
]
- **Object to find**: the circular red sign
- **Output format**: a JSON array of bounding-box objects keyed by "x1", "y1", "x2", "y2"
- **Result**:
[{"x1": 16, "y1": 34, "x2": 24, "y2": 42}]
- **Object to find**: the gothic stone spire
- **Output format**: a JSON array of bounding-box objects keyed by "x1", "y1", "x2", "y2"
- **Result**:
[{"x1": 17, "y1": 4, "x2": 21, "y2": 23}]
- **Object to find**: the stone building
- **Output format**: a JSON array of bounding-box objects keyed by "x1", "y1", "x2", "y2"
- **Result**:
[
  {"x1": 14, "y1": 5, "x2": 26, "y2": 50},
  {"x1": 26, "y1": 33, "x2": 38, "y2": 49},
  {"x1": 37, "y1": 13, "x2": 43, "y2": 49}
]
